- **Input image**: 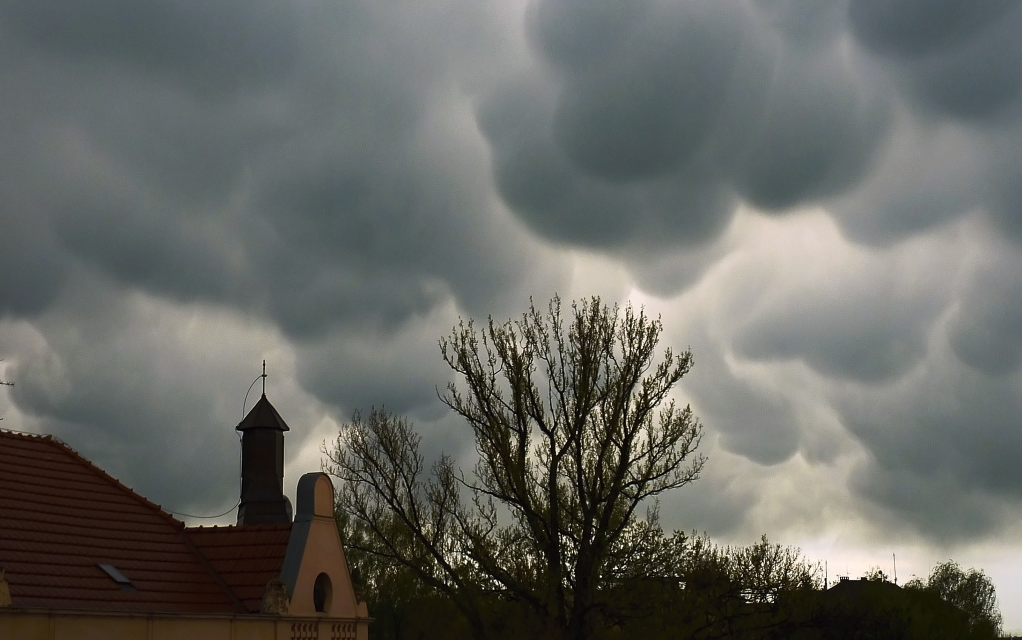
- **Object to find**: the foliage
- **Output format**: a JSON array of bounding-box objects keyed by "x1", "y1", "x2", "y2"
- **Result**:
[
  {"x1": 667, "y1": 534, "x2": 822, "y2": 640},
  {"x1": 334, "y1": 508, "x2": 453, "y2": 640},
  {"x1": 904, "y1": 560, "x2": 1001, "y2": 638},
  {"x1": 807, "y1": 578, "x2": 993, "y2": 640},
  {"x1": 861, "y1": 566, "x2": 890, "y2": 583},
  {"x1": 325, "y1": 296, "x2": 705, "y2": 640}
]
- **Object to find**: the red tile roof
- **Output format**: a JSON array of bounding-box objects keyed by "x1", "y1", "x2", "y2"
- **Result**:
[
  {"x1": 0, "y1": 430, "x2": 291, "y2": 614},
  {"x1": 186, "y1": 524, "x2": 292, "y2": 613}
]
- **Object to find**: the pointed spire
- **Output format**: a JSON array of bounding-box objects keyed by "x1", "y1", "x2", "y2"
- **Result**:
[
  {"x1": 236, "y1": 363, "x2": 291, "y2": 525},
  {"x1": 237, "y1": 394, "x2": 290, "y2": 432}
]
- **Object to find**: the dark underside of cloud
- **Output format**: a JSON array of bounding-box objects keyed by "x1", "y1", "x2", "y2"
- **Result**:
[{"x1": 3, "y1": 0, "x2": 1022, "y2": 545}]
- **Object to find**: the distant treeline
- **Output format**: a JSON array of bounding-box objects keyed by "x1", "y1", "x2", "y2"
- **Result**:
[{"x1": 346, "y1": 531, "x2": 1001, "y2": 640}]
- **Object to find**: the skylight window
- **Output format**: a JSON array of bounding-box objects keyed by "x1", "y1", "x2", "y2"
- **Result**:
[{"x1": 98, "y1": 563, "x2": 135, "y2": 591}]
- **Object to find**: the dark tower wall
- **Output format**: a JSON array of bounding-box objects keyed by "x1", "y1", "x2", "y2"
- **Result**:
[{"x1": 236, "y1": 394, "x2": 291, "y2": 525}]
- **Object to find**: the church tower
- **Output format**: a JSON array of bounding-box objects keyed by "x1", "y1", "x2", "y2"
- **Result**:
[{"x1": 236, "y1": 391, "x2": 292, "y2": 525}]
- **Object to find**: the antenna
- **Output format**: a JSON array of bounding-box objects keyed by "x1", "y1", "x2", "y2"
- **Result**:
[
  {"x1": 0, "y1": 359, "x2": 13, "y2": 387},
  {"x1": 0, "y1": 360, "x2": 12, "y2": 421},
  {"x1": 893, "y1": 553, "x2": 897, "y2": 585},
  {"x1": 241, "y1": 361, "x2": 268, "y2": 419}
]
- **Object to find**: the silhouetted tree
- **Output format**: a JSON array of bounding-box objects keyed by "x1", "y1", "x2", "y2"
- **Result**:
[
  {"x1": 904, "y1": 560, "x2": 1001, "y2": 638},
  {"x1": 668, "y1": 534, "x2": 821, "y2": 640},
  {"x1": 861, "y1": 566, "x2": 890, "y2": 583},
  {"x1": 325, "y1": 296, "x2": 705, "y2": 640}
]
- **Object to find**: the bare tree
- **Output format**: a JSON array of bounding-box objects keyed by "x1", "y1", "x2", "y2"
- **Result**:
[{"x1": 325, "y1": 296, "x2": 705, "y2": 640}]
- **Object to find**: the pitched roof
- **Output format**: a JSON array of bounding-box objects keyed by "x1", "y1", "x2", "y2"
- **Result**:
[
  {"x1": 186, "y1": 524, "x2": 292, "y2": 613},
  {"x1": 236, "y1": 394, "x2": 290, "y2": 432},
  {"x1": 0, "y1": 430, "x2": 290, "y2": 614}
]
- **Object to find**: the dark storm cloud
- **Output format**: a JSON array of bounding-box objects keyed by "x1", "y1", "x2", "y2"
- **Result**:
[
  {"x1": 848, "y1": 0, "x2": 1016, "y2": 57},
  {"x1": 732, "y1": 246, "x2": 949, "y2": 382},
  {"x1": 829, "y1": 120, "x2": 984, "y2": 246},
  {"x1": 839, "y1": 1, "x2": 1022, "y2": 250},
  {"x1": 849, "y1": 0, "x2": 1022, "y2": 119},
  {"x1": 947, "y1": 241, "x2": 1022, "y2": 375},
  {"x1": 0, "y1": 0, "x2": 542, "y2": 336},
  {"x1": 0, "y1": 214, "x2": 68, "y2": 316},
  {"x1": 6, "y1": 280, "x2": 259, "y2": 513},
  {"x1": 980, "y1": 124, "x2": 1022, "y2": 242},
  {"x1": 482, "y1": 0, "x2": 1022, "y2": 261},
  {"x1": 3, "y1": 0, "x2": 299, "y2": 98},
  {"x1": 0, "y1": 0, "x2": 557, "y2": 514},
  {"x1": 730, "y1": 51, "x2": 888, "y2": 212},
  {"x1": 684, "y1": 348, "x2": 801, "y2": 466},
  {"x1": 535, "y1": 0, "x2": 746, "y2": 181},
  {"x1": 837, "y1": 357, "x2": 1022, "y2": 540},
  {"x1": 5, "y1": 0, "x2": 1022, "y2": 565},
  {"x1": 479, "y1": 0, "x2": 890, "y2": 253},
  {"x1": 477, "y1": 73, "x2": 738, "y2": 250},
  {"x1": 474, "y1": 0, "x2": 1022, "y2": 550},
  {"x1": 294, "y1": 319, "x2": 455, "y2": 420}
]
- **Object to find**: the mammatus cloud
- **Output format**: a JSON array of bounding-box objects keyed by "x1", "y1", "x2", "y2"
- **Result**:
[
  {"x1": 480, "y1": 0, "x2": 891, "y2": 255},
  {"x1": 4, "y1": 6, "x2": 1022, "y2": 628}
]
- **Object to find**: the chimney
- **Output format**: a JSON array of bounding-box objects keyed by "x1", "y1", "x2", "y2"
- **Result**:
[{"x1": 236, "y1": 393, "x2": 291, "y2": 525}]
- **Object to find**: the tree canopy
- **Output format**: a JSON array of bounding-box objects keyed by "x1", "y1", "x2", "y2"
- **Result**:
[
  {"x1": 905, "y1": 560, "x2": 1002, "y2": 637},
  {"x1": 325, "y1": 296, "x2": 705, "y2": 640}
]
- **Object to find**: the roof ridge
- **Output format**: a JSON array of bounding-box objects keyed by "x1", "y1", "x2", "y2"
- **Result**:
[
  {"x1": 186, "y1": 523, "x2": 293, "y2": 531},
  {"x1": 0, "y1": 429, "x2": 185, "y2": 529},
  {"x1": 0, "y1": 427, "x2": 58, "y2": 441}
]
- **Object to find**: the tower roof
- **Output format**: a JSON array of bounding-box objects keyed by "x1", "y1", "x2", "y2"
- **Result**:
[{"x1": 236, "y1": 394, "x2": 291, "y2": 432}]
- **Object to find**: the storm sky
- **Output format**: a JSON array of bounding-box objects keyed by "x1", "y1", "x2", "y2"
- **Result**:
[{"x1": 2, "y1": 0, "x2": 1022, "y2": 628}]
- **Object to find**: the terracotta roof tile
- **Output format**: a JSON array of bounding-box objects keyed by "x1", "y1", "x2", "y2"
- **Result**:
[
  {"x1": 186, "y1": 525, "x2": 291, "y2": 613},
  {"x1": 0, "y1": 430, "x2": 291, "y2": 614}
]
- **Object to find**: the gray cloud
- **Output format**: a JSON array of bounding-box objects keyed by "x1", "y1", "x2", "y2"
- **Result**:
[
  {"x1": 652, "y1": 211, "x2": 1022, "y2": 547},
  {"x1": 0, "y1": 0, "x2": 552, "y2": 338},
  {"x1": 830, "y1": 119, "x2": 985, "y2": 245},
  {"x1": 3, "y1": 0, "x2": 300, "y2": 98},
  {"x1": 948, "y1": 241, "x2": 1022, "y2": 375},
  {"x1": 681, "y1": 327, "x2": 802, "y2": 466},
  {"x1": 730, "y1": 48, "x2": 889, "y2": 211},
  {"x1": 535, "y1": 0, "x2": 750, "y2": 181},
  {"x1": 6, "y1": 279, "x2": 271, "y2": 514},
  {"x1": 0, "y1": 0, "x2": 556, "y2": 514},
  {"x1": 847, "y1": 0, "x2": 1016, "y2": 58},
  {"x1": 848, "y1": 0, "x2": 1022, "y2": 119},
  {"x1": 732, "y1": 245, "x2": 950, "y2": 383},
  {"x1": 476, "y1": 72, "x2": 740, "y2": 251},
  {"x1": 477, "y1": 0, "x2": 897, "y2": 257},
  {"x1": 837, "y1": 356, "x2": 1022, "y2": 541}
]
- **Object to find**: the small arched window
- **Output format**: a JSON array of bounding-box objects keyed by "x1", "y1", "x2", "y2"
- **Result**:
[{"x1": 313, "y1": 572, "x2": 332, "y2": 613}]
